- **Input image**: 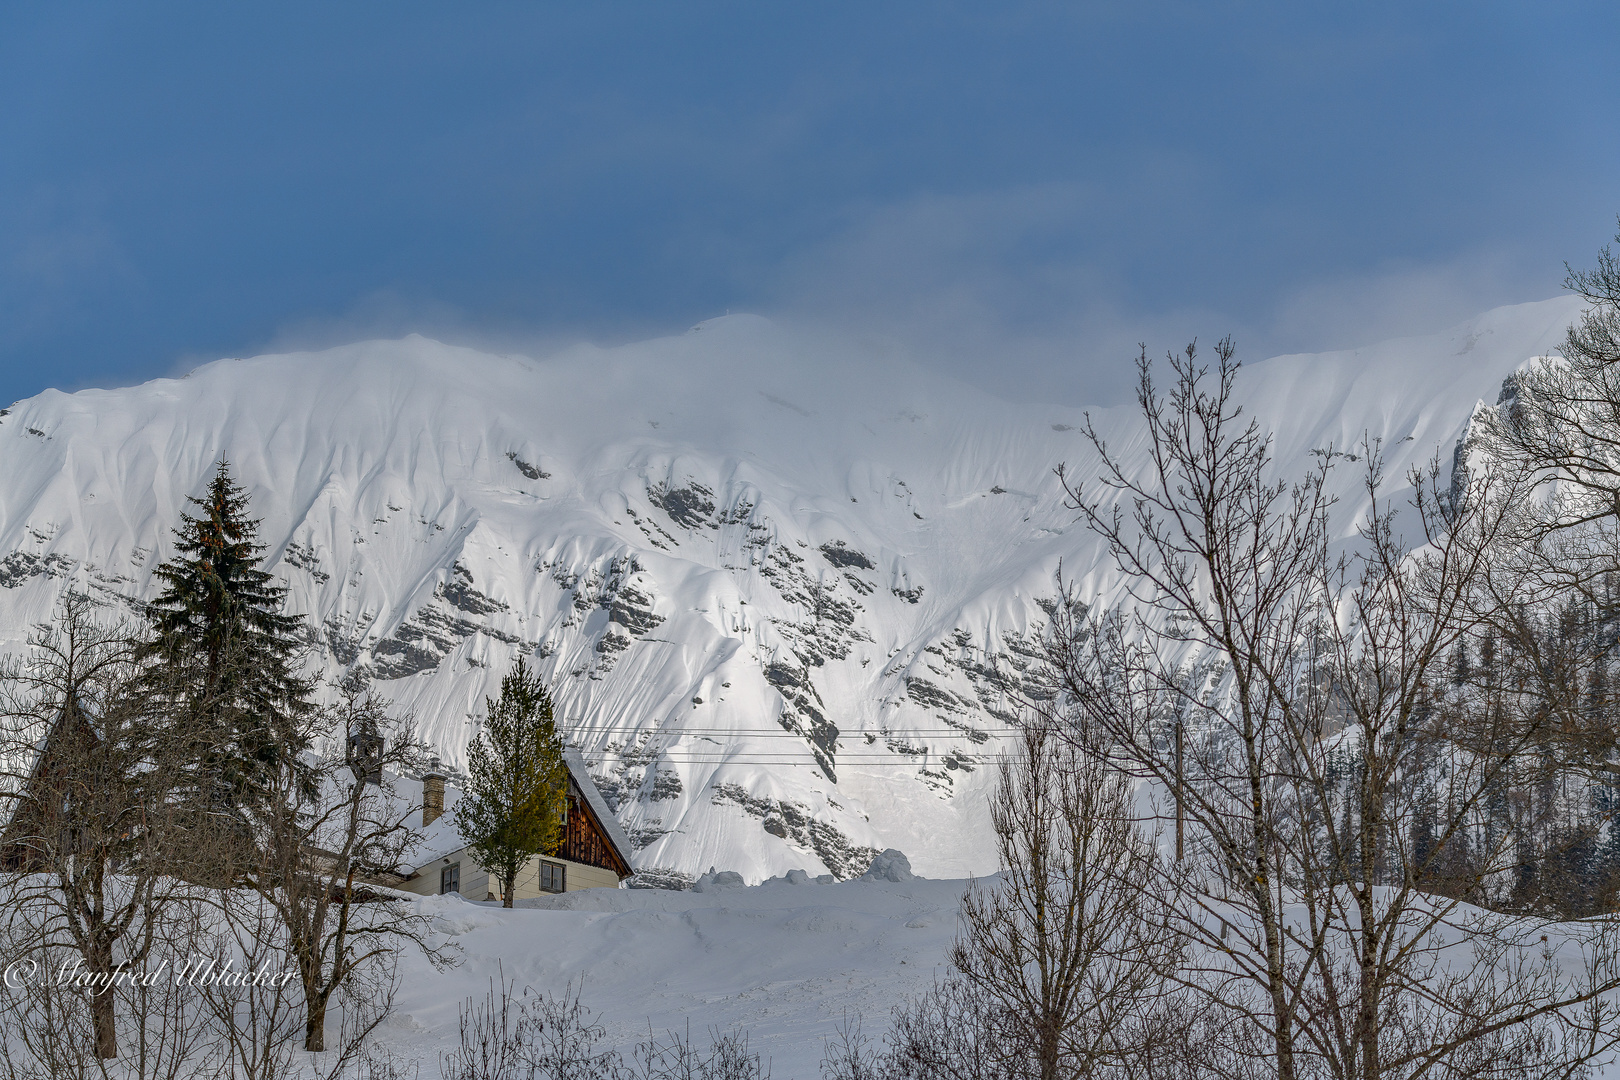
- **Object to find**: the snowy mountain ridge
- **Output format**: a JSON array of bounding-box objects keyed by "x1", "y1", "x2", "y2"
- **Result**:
[{"x1": 0, "y1": 299, "x2": 1584, "y2": 883}]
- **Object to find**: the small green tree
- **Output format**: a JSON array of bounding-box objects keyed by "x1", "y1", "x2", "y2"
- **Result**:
[{"x1": 454, "y1": 658, "x2": 569, "y2": 907}]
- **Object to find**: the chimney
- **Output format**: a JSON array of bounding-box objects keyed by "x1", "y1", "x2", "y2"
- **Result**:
[{"x1": 422, "y1": 762, "x2": 447, "y2": 828}]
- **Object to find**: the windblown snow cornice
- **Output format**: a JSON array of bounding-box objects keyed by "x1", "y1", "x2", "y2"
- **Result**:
[{"x1": 0, "y1": 301, "x2": 1582, "y2": 883}]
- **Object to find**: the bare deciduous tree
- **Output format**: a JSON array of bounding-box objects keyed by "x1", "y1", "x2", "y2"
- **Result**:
[
  {"x1": 820, "y1": 720, "x2": 1184, "y2": 1080},
  {"x1": 1050, "y1": 340, "x2": 1620, "y2": 1080},
  {"x1": 246, "y1": 680, "x2": 455, "y2": 1054},
  {"x1": 952, "y1": 721, "x2": 1184, "y2": 1080},
  {"x1": 0, "y1": 595, "x2": 212, "y2": 1064},
  {"x1": 1475, "y1": 222, "x2": 1620, "y2": 533}
]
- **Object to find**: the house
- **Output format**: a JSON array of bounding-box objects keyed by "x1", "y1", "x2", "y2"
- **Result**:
[
  {"x1": 395, "y1": 748, "x2": 634, "y2": 901},
  {"x1": 0, "y1": 701, "x2": 634, "y2": 903},
  {"x1": 0, "y1": 696, "x2": 98, "y2": 872}
]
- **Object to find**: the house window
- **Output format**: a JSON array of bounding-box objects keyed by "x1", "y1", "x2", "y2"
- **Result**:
[
  {"x1": 440, "y1": 862, "x2": 460, "y2": 895},
  {"x1": 539, "y1": 861, "x2": 565, "y2": 893}
]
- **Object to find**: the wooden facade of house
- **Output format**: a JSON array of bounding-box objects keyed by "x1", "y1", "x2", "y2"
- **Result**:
[{"x1": 559, "y1": 778, "x2": 632, "y2": 880}]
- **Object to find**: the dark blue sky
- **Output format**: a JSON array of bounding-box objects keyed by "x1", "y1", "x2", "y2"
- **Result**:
[{"x1": 3, "y1": 2, "x2": 1617, "y2": 406}]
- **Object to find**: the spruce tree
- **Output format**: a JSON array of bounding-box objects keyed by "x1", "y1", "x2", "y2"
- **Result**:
[
  {"x1": 453, "y1": 658, "x2": 569, "y2": 907},
  {"x1": 144, "y1": 461, "x2": 313, "y2": 824}
]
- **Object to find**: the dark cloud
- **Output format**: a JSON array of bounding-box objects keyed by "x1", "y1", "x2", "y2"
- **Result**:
[{"x1": 0, "y1": 2, "x2": 1615, "y2": 404}]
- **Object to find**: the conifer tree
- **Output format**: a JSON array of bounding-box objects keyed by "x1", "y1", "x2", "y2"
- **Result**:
[
  {"x1": 144, "y1": 461, "x2": 313, "y2": 826},
  {"x1": 453, "y1": 658, "x2": 569, "y2": 907}
]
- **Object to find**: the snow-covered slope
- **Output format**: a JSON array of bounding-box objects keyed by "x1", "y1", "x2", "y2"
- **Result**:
[
  {"x1": 0, "y1": 299, "x2": 1582, "y2": 882},
  {"x1": 399, "y1": 875, "x2": 966, "y2": 1079}
]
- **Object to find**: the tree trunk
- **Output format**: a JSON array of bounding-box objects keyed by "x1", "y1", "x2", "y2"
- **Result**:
[
  {"x1": 305, "y1": 995, "x2": 327, "y2": 1052},
  {"x1": 83, "y1": 940, "x2": 118, "y2": 1059},
  {"x1": 503, "y1": 866, "x2": 517, "y2": 908},
  {"x1": 1244, "y1": 714, "x2": 1297, "y2": 1080},
  {"x1": 1359, "y1": 815, "x2": 1382, "y2": 1080},
  {"x1": 1266, "y1": 920, "x2": 1297, "y2": 1080},
  {"x1": 1039, "y1": 1024, "x2": 1060, "y2": 1080},
  {"x1": 91, "y1": 979, "x2": 117, "y2": 1059}
]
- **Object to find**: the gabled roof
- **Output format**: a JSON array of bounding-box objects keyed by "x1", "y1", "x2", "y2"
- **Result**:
[{"x1": 0, "y1": 695, "x2": 97, "y2": 836}]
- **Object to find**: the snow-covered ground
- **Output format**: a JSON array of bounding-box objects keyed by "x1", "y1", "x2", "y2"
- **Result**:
[
  {"x1": 0, "y1": 297, "x2": 1584, "y2": 883},
  {"x1": 385, "y1": 870, "x2": 1620, "y2": 1080},
  {"x1": 393, "y1": 873, "x2": 965, "y2": 1079}
]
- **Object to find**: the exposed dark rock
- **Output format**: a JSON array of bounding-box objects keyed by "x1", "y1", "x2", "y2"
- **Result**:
[
  {"x1": 647, "y1": 480, "x2": 717, "y2": 529},
  {"x1": 505, "y1": 451, "x2": 550, "y2": 480},
  {"x1": 590, "y1": 770, "x2": 632, "y2": 813},
  {"x1": 905, "y1": 677, "x2": 964, "y2": 713},
  {"x1": 710, "y1": 783, "x2": 878, "y2": 880},
  {"x1": 843, "y1": 573, "x2": 874, "y2": 595},
  {"x1": 596, "y1": 733, "x2": 669, "y2": 812},
  {"x1": 552, "y1": 555, "x2": 664, "y2": 678},
  {"x1": 764, "y1": 661, "x2": 804, "y2": 690},
  {"x1": 760, "y1": 541, "x2": 869, "y2": 668},
  {"x1": 621, "y1": 822, "x2": 671, "y2": 851},
  {"x1": 282, "y1": 541, "x2": 330, "y2": 584},
  {"x1": 595, "y1": 630, "x2": 630, "y2": 654},
  {"x1": 626, "y1": 867, "x2": 694, "y2": 891},
  {"x1": 438, "y1": 562, "x2": 508, "y2": 615},
  {"x1": 371, "y1": 601, "x2": 522, "y2": 680},
  {"x1": 891, "y1": 585, "x2": 924, "y2": 604},
  {"x1": 819, "y1": 541, "x2": 876, "y2": 570},
  {"x1": 765, "y1": 660, "x2": 840, "y2": 781},
  {"x1": 322, "y1": 615, "x2": 371, "y2": 666},
  {"x1": 718, "y1": 497, "x2": 757, "y2": 525},
  {"x1": 607, "y1": 582, "x2": 662, "y2": 635},
  {"x1": 624, "y1": 506, "x2": 676, "y2": 549},
  {"x1": 643, "y1": 770, "x2": 683, "y2": 801},
  {"x1": 0, "y1": 551, "x2": 73, "y2": 589},
  {"x1": 934, "y1": 618, "x2": 1068, "y2": 724},
  {"x1": 370, "y1": 638, "x2": 442, "y2": 679}
]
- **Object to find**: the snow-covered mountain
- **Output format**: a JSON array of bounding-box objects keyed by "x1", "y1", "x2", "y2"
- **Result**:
[{"x1": 0, "y1": 299, "x2": 1583, "y2": 883}]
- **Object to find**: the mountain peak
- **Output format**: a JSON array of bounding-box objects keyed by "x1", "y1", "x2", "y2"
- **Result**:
[{"x1": 0, "y1": 298, "x2": 1582, "y2": 882}]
